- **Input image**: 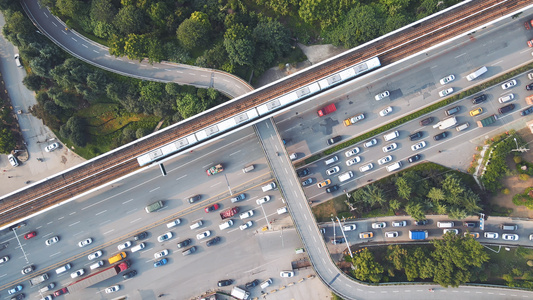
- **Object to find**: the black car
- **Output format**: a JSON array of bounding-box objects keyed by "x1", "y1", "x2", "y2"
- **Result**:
[
  {"x1": 472, "y1": 94, "x2": 487, "y2": 104},
  {"x1": 325, "y1": 185, "x2": 339, "y2": 193},
  {"x1": 409, "y1": 131, "x2": 423, "y2": 141},
  {"x1": 527, "y1": 83, "x2": 533, "y2": 91},
  {"x1": 464, "y1": 222, "x2": 477, "y2": 228},
  {"x1": 123, "y1": 270, "x2": 137, "y2": 279},
  {"x1": 498, "y1": 103, "x2": 515, "y2": 114},
  {"x1": 297, "y1": 168, "x2": 309, "y2": 177},
  {"x1": 133, "y1": 231, "x2": 148, "y2": 241},
  {"x1": 326, "y1": 135, "x2": 341, "y2": 145},
  {"x1": 206, "y1": 236, "x2": 221, "y2": 247},
  {"x1": 177, "y1": 239, "x2": 191, "y2": 249},
  {"x1": 217, "y1": 279, "x2": 233, "y2": 287},
  {"x1": 408, "y1": 154, "x2": 421, "y2": 163},
  {"x1": 415, "y1": 219, "x2": 428, "y2": 226},
  {"x1": 10, "y1": 294, "x2": 25, "y2": 300},
  {"x1": 521, "y1": 106, "x2": 533, "y2": 116},
  {"x1": 188, "y1": 195, "x2": 201, "y2": 204},
  {"x1": 433, "y1": 132, "x2": 448, "y2": 141},
  {"x1": 444, "y1": 106, "x2": 460, "y2": 116},
  {"x1": 245, "y1": 279, "x2": 260, "y2": 289},
  {"x1": 419, "y1": 117, "x2": 433, "y2": 126},
  {"x1": 331, "y1": 238, "x2": 345, "y2": 245}
]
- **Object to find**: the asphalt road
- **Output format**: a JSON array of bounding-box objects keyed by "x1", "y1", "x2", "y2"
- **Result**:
[{"x1": 21, "y1": 0, "x2": 253, "y2": 98}]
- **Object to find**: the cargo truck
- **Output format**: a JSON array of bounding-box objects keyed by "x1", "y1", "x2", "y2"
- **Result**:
[
  {"x1": 206, "y1": 164, "x2": 223, "y2": 176},
  {"x1": 477, "y1": 115, "x2": 498, "y2": 127},
  {"x1": 343, "y1": 113, "x2": 364, "y2": 126},
  {"x1": 317, "y1": 103, "x2": 336, "y2": 117},
  {"x1": 409, "y1": 230, "x2": 428, "y2": 240},
  {"x1": 29, "y1": 273, "x2": 49, "y2": 286},
  {"x1": 66, "y1": 261, "x2": 130, "y2": 294},
  {"x1": 231, "y1": 286, "x2": 250, "y2": 300},
  {"x1": 432, "y1": 117, "x2": 457, "y2": 130},
  {"x1": 220, "y1": 207, "x2": 239, "y2": 220}
]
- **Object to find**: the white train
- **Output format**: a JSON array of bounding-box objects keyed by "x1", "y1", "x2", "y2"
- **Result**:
[{"x1": 137, "y1": 57, "x2": 381, "y2": 166}]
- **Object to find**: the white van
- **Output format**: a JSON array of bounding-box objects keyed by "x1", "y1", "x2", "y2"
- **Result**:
[
  {"x1": 456, "y1": 122, "x2": 470, "y2": 131},
  {"x1": 277, "y1": 207, "x2": 288, "y2": 214},
  {"x1": 498, "y1": 93, "x2": 514, "y2": 103},
  {"x1": 167, "y1": 219, "x2": 181, "y2": 228},
  {"x1": 260, "y1": 278, "x2": 273, "y2": 289},
  {"x1": 466, "y1": 66, "x2": 488, "y2": 81},
  {"x1": 325, "y1": 156, "x2": 339, "y2": 165},
  {"x1": 338, "y1": 171, "x2": 354, "y2": 182},
  {"x1": 242, "y1": 165, "x2": 255, "y2": 173},
  {"x1": 39, "y1": 283, "x2": 55, "y2": 293},
  {"x1": 90, "y1": 261, "x2": 104, "y2": 270},
  {"x1": 131, "y1": 242, "x2": 145, "y2": 253},
  {"x1": 386, "y1": 161, "x2": 402, "y2": 172},
  {"x1": 437, "y1": 221, "x2": 454, "y2": 228},
  {"x1": 55, "y1": 263, "x2": 71, "y2": 274},
  {"x1": 383, "y1": 131, "x2": 399, "y2": 142},
  {"x1": 501, "y1": 224, "x2": 517, "y2": 231},
  {"x1": 219, "y1": 220, "x2": 233, "y2": 230},
  {"x1": 261, "y1": 182, "x2": 277, "y2": 192},
  {"x1": 190, "y1": 220, "x2": 203, "y2": 230}
]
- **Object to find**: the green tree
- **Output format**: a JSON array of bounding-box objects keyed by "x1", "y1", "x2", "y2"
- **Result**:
[
  {"x1": 405, "y1": 202, "x2": 425, "y2": 221},
  {"x1": 124, "y1": 33, "x2": 148, "y2": 61},
  {"x1": 60, "y1": 116, "x2": 87, "y2": 147},
  {"x1": 0, "y1": 126, "x2": 16, "y2": 154},
  {"x1": 114, "y1": 6, "x2": 148, "y2": 35},
  {"x1": 353, "y1": 248, "x2": 384, "y2": 283},
  {"x1": 299, "y1": 0, "x2": 357, "y2": 29},
  {"x1": 362, "y1": 185, "x2": 387, "y2": 208},
  {"x1": 176, "y1": 15, "x2": 211, "y2": 50},
  {"x1": 395, "y1": 177, "x2": 412, "y2": 200},
  {"x1": 224, "y1": 23, "x2": 255, "y2": 66},
  {"x1": 326, "y1": 4, "x2": 383, "y2": 48},
  {"x1": 389, "y1": 199, "x2": 401, "y2": 211},
  {"x1": 427, "y1": 187, "x2": 445, "y2": 203},
  {"x1": 23, "y1": 74, "x2": 44, "y2": 91},
  {"x1": 90, "y1": 0, "x2": 117, "y2": 23}
]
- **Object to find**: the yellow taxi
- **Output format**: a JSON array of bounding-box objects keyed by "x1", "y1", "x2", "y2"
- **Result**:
[
  {"x1": 464, "y1": 232, "x2": 480, "y2": 239},
  {"x1": 359, "y1": 232, "x2": 374, "y2": 239},
  {"x1": 469, "y1": 107, "x2": 483, "y2": 116},
  {"x1": 317, "y1": 179, "x2": 331, "y2": 188}
]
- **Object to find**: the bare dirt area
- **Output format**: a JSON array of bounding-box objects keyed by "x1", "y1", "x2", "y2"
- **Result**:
[{"x1": 488, "y1": 128, "x2": 533, "y2": 218}]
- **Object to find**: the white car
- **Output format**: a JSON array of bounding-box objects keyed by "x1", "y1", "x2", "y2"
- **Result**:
[
  {"x1": 364, "y1": 139, "x2": 377, "y2": 148},
  {"x1": 240, "y1": 210, "x2": 254, "y2": 219},
  {"x1": 280, "y1": 271, "x2": 295, "y2": 278},
  {"x1": 240, "y1": 221, "x2": 253, "y2": 230},
  {"x1": 443, "y1": 229, "x2": 459, "y2": 235},
  {"x1": 392, "y1": 221, "x2": 407, "y2": 227},
  {"x1": 377, "y1": 155, "x2": 392, "y2": 165},
  {"x1": 44, "y1": 143, "x2": 59, "y2": 152},
  {"x1": 385, "y1": 231, "x2": 398, "y2": 238},
  {"x1": 439, "y1": 88, "x2": 453, "y2": 97},
  {"x1": 105, "y1": 285, "x2": 120, "y2": 294},
  {"x1": 70, "y1": 269, "x2": 84, "y2": 278},
  {"x1": 90, "y1": 260, "x2": 104, "y2": 270},
  {"x1": 359, "y1": 163, "x2": 373, "y2": 172},
  {"x1": 14, "y1": 54, "x2": 22, "y2": 67},
  {"x1": 374, "y1": 91, "x2": 390, "y2": 100},
  {"x1": 382, "y1": 143, "x2": 397, "y2": 153},
  {"x1": 502, "y1": 234, "x2": 519, "y2": 241},
  {"x1": 256, "y1": 196, "x2": 271, "y2": 205},
  {"x1": 346, "y1": 156, "x2": 361, "y2": 166},
  {"x1": 371, "y1": 222, "x2": 386, "y2": 229},
  {"x1": 484, "y1": 232, "x2": 498, "y2": 239},
  {"x1": 530, "y1": 234, "x2": 533, "y2": 241},
  {"x1": 117, "y1": 241, "x2": 132, "y2": 250},
  {"x1": 326, "y1": 166, "x2": 340, "y2": 175},
  {"x1": 345, "y1": 147, "x2": 360, "y2": 157},
  {"x1": 501, "y1": 79, "x2": 517, "y2": 90},
  {"x1": 343, "y1": 224, "x2": 356, "y2": 231},
  {"x1": 88, "y1": 250, "x2": 103, "y2": 260},
  {"x1": 196, "y1": 230, "x2": 211, "y2": 240},
  {"x1": 45, "y1": 236, "x2": 59, "y2": 246},
  {"x1": 166, "y1": 219, "x2": 181, "y2": 228},
  {"x1": 411, "y1": 141, "x2": 427, "y2": 151},
  {"x1": 439, "y1": 74, "x2": 455, "y2": 85},
  {"x1": 78, "y1": 238, "x2": 93, "y2": 247},
  {"x1": 157, "y1": 232, "x2": 173, "y2": 242},
  {"x1": 7, "y1": 154, "x2": 18, "y2": 167},
  {"x1": 154, "y1": 249, "x2": 169, "y2": 258},
  {"x1": 379, "y1": 106, "x2": 393, "y2": 117},
  {"x1": 0, "y1": 256, "x2": 9, "y2": 264}
]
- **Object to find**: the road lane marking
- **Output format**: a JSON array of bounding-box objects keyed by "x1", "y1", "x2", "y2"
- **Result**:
[
  {"x1": 69, "y1": 221, "x2": 80, "y2": 227},
  {"x1": 454, "y1": 53, "x2": 465, "y2": 58},
  {"x1": 230, "y1": 150, "x2": 241, "y2": 156},
  {"x1": 50, "y1": 252, "x2": 61, "y2": 257},
  {"x1": 58, "y1": 217, "x2": 64, "y2": 220},
  {"x1": 122, "y1": 199, "x2": 133, "y2": 204},
  {"x1": 126, "y1": 209, "x2": 137, "y2": 214},
  {"x1": 43, "y1": 12, "x2": 48, "y2": 18},
  {"x1": 201, "y1": 75, "x2": 207, "y2": 77},
  {"x1": 47, "y1": 222, "x2": 53, "y2": 225},
  {"x1": 0, "y1": 274, "x2": 6, "y2": 278},
  {"x1": 93, "y1": 50, "x2": 99, "y2": 53},
  {"x1": 210, "y1": 182, "x2": 221, "y2": 187},
  {"x1": 71, "y1": 37, "x2": 77, "y2": 42},
  {"x1": 73, "y1": 231, "x2": 85, "y2": 237},
  {"x1": 96, "y1": 210, "x2": 107, "y2": 216},
  {"x1": 176, "y1": 175, "x2": 187, "y2": 181},
  {"x1": 105, "y1": 54, "x2": 111, "y2": 57},
  {"x1": 62, "y1": 31, "x2": 67, "y2": 35},
  {"x1": 82, "y1": 44, "x2": 88, "y2": 48},
  {"x1": 129, "y1": 62, "x2": 135, "y2": 64},
  {"x1": 176, "y1": 71, "x2": 183, "y2": 73},
  {"x1": 165, "y1": 69, "x2": 172, "y2": 71},
  {"x1": 52, "y1": 21, "x2": 57, "y2": 27},
  {"x1": 36, "y1": 226, "x2": 42, "y2": 229},
  {"x1": 42, "y1": 232, "x2": 53, "y2": 238},
  {"x1": 189, "y1": 73, "x2": 195, "y2": 76},
  {"x1": 69, "y1": 212, "x2": 76, "y2": 215},
  {"x1": 152, "y1": 66, "x2": 159, "y2": 69},
  {"x1": 130, "y1": 218, "x2": 142, "y2": 224},
  {"x1": 149, "y1": 187, "x2": 160, "y2": 193},
  {"x1": 490, "y1": 60, "x2": 503, "y2": 66},
  {"x1": 104, "y1": 229, "x2": 114, "y2": 235}
]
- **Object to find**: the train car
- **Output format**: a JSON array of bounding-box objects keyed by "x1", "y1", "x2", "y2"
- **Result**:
[
  {"x1": 318, "y1": 57, "x2": 381, "y2": 90},
  {"x1": 195, "y1": 109, "x2": 258, "y2": 141},
  {"x1": 136, "y1": 134, "x2": 197, "y2": 166},
  {"x1": 256, "y1": 82, "x2": 321, "y2": 116}
]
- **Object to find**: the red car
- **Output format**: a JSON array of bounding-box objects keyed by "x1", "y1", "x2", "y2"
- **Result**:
[
  {"x1": 24, "y1": 231, "x2": 37, "y2": 240},
  {"x1": 54, "y1": 287, "x2": 68, "y2": 296},
  {"x1": 204, "y1": 203, "x2": 220, "y2": 213}
]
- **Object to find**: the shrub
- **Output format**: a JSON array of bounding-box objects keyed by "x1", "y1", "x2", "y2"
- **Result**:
[
  {"x1": 514, "y1": 156, "x2": 522, "y2": 163},
  {"x1": 519, "y1": 174, "x2": 530, "y2": 181},
  {"x1": 502, "y1": 188, "x2": 510, "y2": 195}
]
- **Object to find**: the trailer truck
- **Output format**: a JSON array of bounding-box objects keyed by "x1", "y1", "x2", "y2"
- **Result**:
[
  {"x1": 409, "y1": 230, "x2": 428, "y2": 240},
  {"x1": 220, "y1": 207, "x2": 239, "y2": 219},
  {"x1": 231, "y1": 286, "x2": 250, "y2": 300},
  {"x1": 206, "y1": 164, "x2": 223, "y2": 176},
  {"x1": 432, "y1": 117, "x2": 457, "y2": 130},
  {"x1": 477, "y1": 115, "x2": 498, "y2": 127},
  {"x1": 66, "y1": 261, "x2": 130, "y2": 294}
]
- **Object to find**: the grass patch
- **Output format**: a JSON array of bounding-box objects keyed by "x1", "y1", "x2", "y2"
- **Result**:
[{"x1": 312, "y1": 196, "x2": 351, "y2": 222}]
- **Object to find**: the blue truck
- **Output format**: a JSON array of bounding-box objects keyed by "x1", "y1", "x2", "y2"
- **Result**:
[{"x1": 409, "y1": 230, "x2": 428, "y2": 240}]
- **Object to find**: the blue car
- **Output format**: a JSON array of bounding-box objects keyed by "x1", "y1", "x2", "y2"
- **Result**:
[
  {"x1": 154, "y1": 258, "x2": 168, "y2": 268},
  {"x1": 8, "y1": 285, "x2": 23, "y2": 295}
]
